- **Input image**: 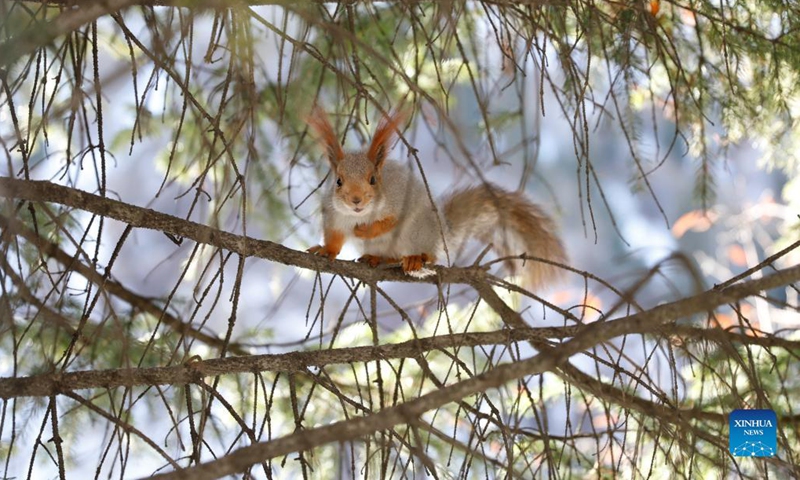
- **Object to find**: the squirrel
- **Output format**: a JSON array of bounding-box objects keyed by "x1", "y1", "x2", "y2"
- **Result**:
[{"x1": 306, "y1": 108, "x2": 567, "y2": 290}]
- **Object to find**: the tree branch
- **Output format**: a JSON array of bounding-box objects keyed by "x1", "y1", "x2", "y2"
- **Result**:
[
  {"x1": 0, "y1": 177, "x2": 488, "y2": 284},
  {"x1": 0, "y1": 326, "x2": 581, "y2": 399}
]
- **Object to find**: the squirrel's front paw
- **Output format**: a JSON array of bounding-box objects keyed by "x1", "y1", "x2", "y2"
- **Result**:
[
  {"x1": 307, "y1": 245, "x2": 339, "y2": 260},
  {"x1": 401, "y1": 254, "x2": 432, "y2": 272},
  {"x1": 353, "y1": 223, "x2": 372, "y2": 239},
  {"x1": 354, "y1": 216, "x2": 397, "y2": 239}
]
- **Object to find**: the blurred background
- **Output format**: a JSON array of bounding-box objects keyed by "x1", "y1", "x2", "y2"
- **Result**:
[{"x1": 1, "y1": 1, "x2": 798, "y2": 478}]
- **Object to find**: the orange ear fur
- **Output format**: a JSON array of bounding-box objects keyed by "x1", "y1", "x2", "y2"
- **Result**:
[
  {"x1": 367, "y1": 108, "x2": 409, "y2": 167},
  {"x1": 307, "y1": 106, "x2": 344, "y2": 166}
]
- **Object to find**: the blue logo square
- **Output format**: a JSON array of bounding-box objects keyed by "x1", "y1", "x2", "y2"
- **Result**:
[{"x1": 729, "y1": 409, "x2": 777, "y2": 457}]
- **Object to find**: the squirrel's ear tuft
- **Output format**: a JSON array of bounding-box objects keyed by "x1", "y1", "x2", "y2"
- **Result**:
[
  {"x1": 307, "y1": 107, "x2": 344, "y2": 166},
  {"x1": 367, "y1": 107, "x2": 408, "y2": 168}
]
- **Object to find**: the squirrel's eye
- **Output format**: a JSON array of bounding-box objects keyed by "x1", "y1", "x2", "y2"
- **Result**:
[
  {"x1": 336, "y1": 177, "x2": 343, "y2": 187},
  {"x1": 369, "y1": 175, "x2": 376, "y2": 185}
]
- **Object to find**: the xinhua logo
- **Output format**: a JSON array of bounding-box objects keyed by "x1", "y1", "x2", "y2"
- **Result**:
[{"x1": 729, "y1": 409, "x2": 777, "y2": 457}]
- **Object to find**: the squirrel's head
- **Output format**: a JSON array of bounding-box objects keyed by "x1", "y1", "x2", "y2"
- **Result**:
[{"x1": 308, "y1": 107, "x2": 407, "y2": 217}]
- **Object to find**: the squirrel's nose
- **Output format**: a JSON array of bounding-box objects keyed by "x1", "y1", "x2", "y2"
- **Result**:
[{"x1": 352, "y1": 197, "x2": 362, "y2": 205}]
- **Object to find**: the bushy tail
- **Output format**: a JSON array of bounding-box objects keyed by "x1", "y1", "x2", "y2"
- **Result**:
[{"x1": 442, "y1": 185, "x2": 567, "y2": 290}]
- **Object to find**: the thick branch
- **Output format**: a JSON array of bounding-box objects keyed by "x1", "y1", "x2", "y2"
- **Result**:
[
  {"x1": 0, "y1": 327, "x2": 579, "y2": 399},
  {"x1": 0, "y1": 177, "x2": 485, "y2": 284}
]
